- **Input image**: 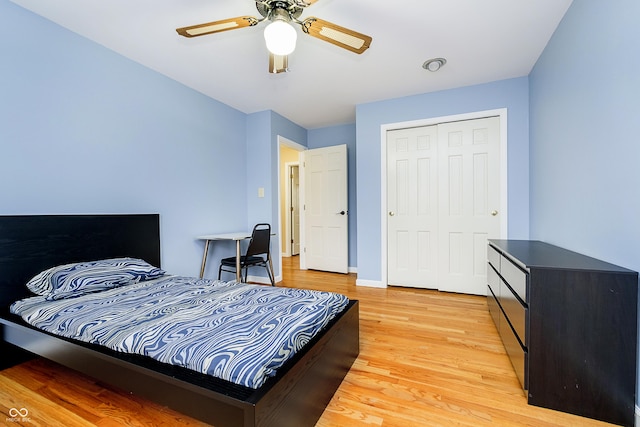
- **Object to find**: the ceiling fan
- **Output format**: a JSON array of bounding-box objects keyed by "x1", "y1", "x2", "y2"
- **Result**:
[{"x1": 176, "y1": 0, "x2": 372, "y2": 73}]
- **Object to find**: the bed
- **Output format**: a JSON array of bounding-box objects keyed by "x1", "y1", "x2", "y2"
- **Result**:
[{"x1": 0, "y1": 214, "x2": 359, "y2": 427}]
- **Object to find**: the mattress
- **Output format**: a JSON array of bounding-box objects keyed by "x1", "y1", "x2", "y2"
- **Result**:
[{"x1": 10, "y1": 276, "x2": 349, "y2": 389}]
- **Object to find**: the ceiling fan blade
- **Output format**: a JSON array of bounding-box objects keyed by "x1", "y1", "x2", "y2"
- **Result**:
[
  {"x1": 301, "y1": 17, "x2": 371, "y2": 54},
  {"x1": 269, "y1": 53, "x2": 289, "y2": 74},
  {"x1": 176, "y1": 16, "x2": 259, "y2": 38}
]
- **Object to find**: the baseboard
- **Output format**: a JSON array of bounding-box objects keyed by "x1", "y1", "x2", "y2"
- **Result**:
[
  {"x1": 635, "y1": 404, "x2": 639, "y2": 426},
  {"x1": 355, "y1": 278, "x2": 386, "y2": 288}
]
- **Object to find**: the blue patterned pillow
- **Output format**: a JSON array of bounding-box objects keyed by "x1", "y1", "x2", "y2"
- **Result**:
[{"x1": 26, "y1": 258, "x2": 165, "y2": 300}]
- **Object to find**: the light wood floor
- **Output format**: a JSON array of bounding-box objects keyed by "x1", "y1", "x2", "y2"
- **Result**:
[{"x1": 0, "y1": 258, "x2": 617, "y2": 426}]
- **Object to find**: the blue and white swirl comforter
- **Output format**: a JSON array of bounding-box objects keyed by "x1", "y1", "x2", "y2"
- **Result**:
[{"x1": 10, "y1": 277, "x2": 349, "y2": 389}]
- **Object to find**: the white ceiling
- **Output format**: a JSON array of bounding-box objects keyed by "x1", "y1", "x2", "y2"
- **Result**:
[{"x1": 10, "y1": 0, "x2": 573, "y2": 129}]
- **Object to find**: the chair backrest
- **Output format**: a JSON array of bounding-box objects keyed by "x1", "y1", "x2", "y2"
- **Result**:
[{"x1": 245, "y1": 223, "x2": 271, "y2": 258}]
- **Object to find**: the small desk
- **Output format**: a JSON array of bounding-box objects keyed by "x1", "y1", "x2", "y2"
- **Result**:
[{"x1": 197, "y1": 232, "x2": 251, "y2": 281}]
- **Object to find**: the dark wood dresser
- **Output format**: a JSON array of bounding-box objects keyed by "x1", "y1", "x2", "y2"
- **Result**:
[{"x1": 487, "y1": 239, "x2": 638, "y2": 426}]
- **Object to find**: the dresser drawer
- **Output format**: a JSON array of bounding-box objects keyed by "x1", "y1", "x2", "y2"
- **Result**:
[
  {"x1": 488, "y1": 244, "x2": 501, "y2": 272},
  {"x1": 499, "y1": 281, "x2": 527, "y2": 347},
  {"x1": 487, "y1": 285, "x2": 500, "y2": 330},
  {"x1": 487, "y1": 262, "x2": 500, "y2": 291},
  {"x1": 500, "y1": 255, "x2": 527, "y2": 303},
  {"x1": 499, "y1": 309, "x2": 527, "y2": 389}
]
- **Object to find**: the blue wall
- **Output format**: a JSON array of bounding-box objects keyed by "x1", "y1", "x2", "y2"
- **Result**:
[
  {"x1": 530, "y1": 0, "x2": 640, "y2": 271},
  {"x1": 0, "y1": 0, "x2": 249, "y2": 277},
  {"x1": 0, "y1": 1, "x2": 313, "y2": 281},
  {"x1": 245, "y1": 110, "x2": 308, "y2": 280},
  {"x1": 269, "y1": 112, "x2": 308, "y2": 269},
  {"x1": 529, "y1": 0, "x2": 640, "y2": 403},
  {"x1": 308, "y1": 124, "x2": 357, "y2": 269},
  {"x1": 0, "y1": 2, "x2": 532, "y2": 287},
  {"x1": 354, "y1": 78, "x2": 530, "y2": 284}
]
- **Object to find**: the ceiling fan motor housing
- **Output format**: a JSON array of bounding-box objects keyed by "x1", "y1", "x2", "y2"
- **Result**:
[{"x1": 256, "y1": 1, "x2": 304, "y2": 21}]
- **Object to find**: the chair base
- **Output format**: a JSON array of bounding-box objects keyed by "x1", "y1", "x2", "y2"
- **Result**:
[{"x1": 218, "y1": 257, "x2": 275, "y2": 286}]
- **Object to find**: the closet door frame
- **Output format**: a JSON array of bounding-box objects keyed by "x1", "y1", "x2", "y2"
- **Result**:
[{"x1": 380, "y1": 108, "x2": 509, "y2": 289}]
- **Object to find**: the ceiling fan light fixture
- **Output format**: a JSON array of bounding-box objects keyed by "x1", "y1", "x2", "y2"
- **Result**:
[{"x1": 264, "y1": 19, "x2": 297, "y2": 56}]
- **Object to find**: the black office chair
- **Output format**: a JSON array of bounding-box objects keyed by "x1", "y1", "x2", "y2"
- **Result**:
[{"x1": 218, "y1": 223, "x2": 275, "y2": 286}]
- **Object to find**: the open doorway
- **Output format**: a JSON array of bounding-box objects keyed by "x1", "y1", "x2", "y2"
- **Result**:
[
  {"x1": 283, "y1": 162, "x2": 300, "y2": 257},
  {"x1": 278, "y1": 137, "x2": 305, "y2": 272},
  {"x1": 287, "y1": 163, "x2": 301, "y2": 256}
]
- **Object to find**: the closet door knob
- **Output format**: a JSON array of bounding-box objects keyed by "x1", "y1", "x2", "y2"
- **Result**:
[
  {"x1": 491, "y1": 210, "x2": 498, "y2": 216},
  {"x1": 389, "y1": 211, "x2": 395, "y2": 217}
]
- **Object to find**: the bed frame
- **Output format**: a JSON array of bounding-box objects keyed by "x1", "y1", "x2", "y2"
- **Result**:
[{"x1": 0, "y1": 214, "x2": 359, "y2": 427}]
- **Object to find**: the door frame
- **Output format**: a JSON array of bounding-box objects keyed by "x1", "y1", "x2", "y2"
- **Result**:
[
  {"x1": 277, "y1": 136, "x2": 306, "y2": 276},
  {"x1": 380, "y1": 109, "x2": 509, "y2": 288},
  {"x1": 283, "y1": 161, "x2": 300, "y2": 257}
]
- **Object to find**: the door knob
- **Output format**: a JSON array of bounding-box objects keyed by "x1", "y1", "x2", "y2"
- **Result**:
[
  {"x1": 337, "y1": 210, "x2": 346, "y2": 215},
  {"x1": 389, "y1": 211, "x2": 395, "y2": 216},
  {"x1": 491, "y1": 210, "x2": 498, "y2": 216}
]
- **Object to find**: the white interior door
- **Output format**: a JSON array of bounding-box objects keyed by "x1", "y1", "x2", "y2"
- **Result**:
[
  {"x1": 301, "y1": 145, "x2": 348, "y2": 274},
  {"x1": 387, "y1": 126, "x2": 439, "y2": 288},
  {"x1": 386, "y1": 116, "x2": 501, "y2": 294}
]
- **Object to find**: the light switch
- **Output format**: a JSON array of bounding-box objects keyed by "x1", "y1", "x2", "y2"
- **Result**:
[{"x1": 258, "y1": 187, "x2": 265, "y2": 198}]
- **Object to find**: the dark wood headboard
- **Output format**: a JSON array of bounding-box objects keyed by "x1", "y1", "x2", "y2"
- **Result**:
[{"x1": 0, "y1": 214, "x2": 161, "y2": 313}]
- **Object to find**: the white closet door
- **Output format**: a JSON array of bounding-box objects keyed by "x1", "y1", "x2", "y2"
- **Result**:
[
  {"x1": 437, "y1": 116, "x2": 501, "y2": 294},
  {"x1": 386, "y1": 116, "x2": 501, "y2": 294},
  {"x1": 387, "y1": 126, "x2": 439, "y2": 288}
]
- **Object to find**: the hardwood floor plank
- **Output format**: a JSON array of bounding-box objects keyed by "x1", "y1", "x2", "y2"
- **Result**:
[
  {"x1": 0, "y1": 257, "x2": 618, "y2": 426},
  {"x1": 0, "y1": 374, "x2": 92, "y2": 427}
]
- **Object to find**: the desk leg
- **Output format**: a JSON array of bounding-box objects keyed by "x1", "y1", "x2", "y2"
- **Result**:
[
  {"x1": 235, "y1": 240, "x2": 242, "y2": 282},
  {"x1": 200, "y1": 240, "x2": 210, "y2": 279}
]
